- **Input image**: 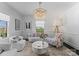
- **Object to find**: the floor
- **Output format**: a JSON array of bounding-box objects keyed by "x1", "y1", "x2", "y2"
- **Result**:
[{"x1": 14, "y1": 41, "x2": 78, "y2": 56}]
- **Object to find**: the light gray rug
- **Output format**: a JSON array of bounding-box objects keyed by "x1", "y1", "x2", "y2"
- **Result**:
[{"x1": 14, "y1": 41, "x2": 77, "y2": 56}]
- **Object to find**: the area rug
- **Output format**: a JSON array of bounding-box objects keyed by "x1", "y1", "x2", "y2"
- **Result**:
[{"x1": 13, "y1": 41, "x2": 77, "y2": 56}]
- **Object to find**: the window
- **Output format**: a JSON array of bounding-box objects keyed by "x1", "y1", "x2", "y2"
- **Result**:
[
  {"x1": 0, "y1": 20, "x2": 7, "y2": 37},
  {"x1": 0, "y1": 13, "x2": 10, "y2": 37},
  {"x1": 36, "y1": 21, "x2": 45, "y2": 33}
]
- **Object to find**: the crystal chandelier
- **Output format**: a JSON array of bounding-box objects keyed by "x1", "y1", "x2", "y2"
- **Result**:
[{"x1": 34, "y1": 2, "x2": 46, "y2": 20}]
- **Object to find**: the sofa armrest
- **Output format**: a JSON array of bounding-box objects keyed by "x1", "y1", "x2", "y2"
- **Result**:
[{"x1": 0, "y1": 49, "x2": 17, "y2": 56}]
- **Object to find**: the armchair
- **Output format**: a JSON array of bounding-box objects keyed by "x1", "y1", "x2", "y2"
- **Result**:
[{"x1": 10, "y1": 36, "x2": 26, "y2": 51}]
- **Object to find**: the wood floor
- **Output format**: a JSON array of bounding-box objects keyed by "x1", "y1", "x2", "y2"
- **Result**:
[{"x1": 13, "y1": 41, "x2": 78, "y2": 56}]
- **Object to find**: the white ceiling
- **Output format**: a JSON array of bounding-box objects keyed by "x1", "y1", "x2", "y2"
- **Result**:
[{"x1": 5, "y1": 2, "x2": 77, "y2": 16}]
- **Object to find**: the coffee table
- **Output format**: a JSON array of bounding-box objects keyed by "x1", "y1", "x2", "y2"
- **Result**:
[{"x1": 32, "y1": 41, "x2": 49, "y2": 54}]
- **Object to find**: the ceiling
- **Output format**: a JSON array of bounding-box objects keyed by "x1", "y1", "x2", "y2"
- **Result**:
[{"x1": 5, "y1": 2, "x2": 77, "y2": 16}]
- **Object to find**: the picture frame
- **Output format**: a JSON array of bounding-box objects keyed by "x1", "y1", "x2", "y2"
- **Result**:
[{"x1": 15, "y1": 19, "x2": 20, "y2": 30}]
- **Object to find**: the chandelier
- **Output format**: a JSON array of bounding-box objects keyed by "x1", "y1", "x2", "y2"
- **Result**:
[{"x1": 34, "y1": 2, "x2": 47, "y2": 20}]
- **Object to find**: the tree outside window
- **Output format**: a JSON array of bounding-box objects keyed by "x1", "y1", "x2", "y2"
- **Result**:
[
  {"x1": 36, "y1": 21, "x2": 45, "y2": 35},
  {"x1": 0, "y1": 20, "x2": 7, "y2": 37}
]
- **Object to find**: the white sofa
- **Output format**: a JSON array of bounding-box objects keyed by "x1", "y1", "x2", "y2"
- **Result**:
[
  {"x1": 0, "y1": 36, "x2": 26, "y2": 56},
  {"x1": 0, "y1": 38, "x2": 11, "y2": 51},
  {"x1": 28, "y1": 36, "x2": 56, "y2": 46},
  {"x1": 0, "y1": 49, "x2": 17, "y2": 56},
  {"x1": 28, "y1": 37, "x2": 41, "y2": 43},
  {"x1": 0, "y1": 36, "x2": 26, "y2": 51}
]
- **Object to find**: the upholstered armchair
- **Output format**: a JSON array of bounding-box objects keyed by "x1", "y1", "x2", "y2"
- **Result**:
[{"x1": 10, "y1": 36, "x2": 26, "y2": 51}]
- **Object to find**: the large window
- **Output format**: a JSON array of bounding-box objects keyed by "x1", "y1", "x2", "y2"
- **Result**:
[
  {"x1": 0, "y1": 20, "x2": 7, "y2": 37},
  {"x1": 36, "y1": 21, "x2": 45, "y2": 33},
  {"x1": 0, "y1": 13, "x2": 10, "y2": 37}
]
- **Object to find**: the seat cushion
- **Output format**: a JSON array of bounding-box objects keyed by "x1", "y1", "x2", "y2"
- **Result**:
[
  {"x1": 28, "y1": 37, "x2": 41, "y2": 42},
  {"x1": 45, "y1": 37, "x2": 56, "y2": 45}
]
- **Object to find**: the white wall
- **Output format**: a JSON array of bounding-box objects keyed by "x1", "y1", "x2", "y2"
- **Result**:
[
  {"x1": 0, "y1": 2, "x2": 24, "y2": 37},
  {"x1": 63, "y1": 3, "x2": 79, "y2": 50},
  {"x1": 22, "y1": 13, "x2": 64, "y2": 38},
  {"x1": 23, "y1": 15, "x2": 56, "y2": 38},
  {"x1": 44, "y1": 12, "x2": 64, "y2": 37}
]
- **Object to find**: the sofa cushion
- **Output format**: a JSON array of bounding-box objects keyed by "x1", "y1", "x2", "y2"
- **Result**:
[{"x1": 28, "y1": 37, "x2": 41, "y2": 42}]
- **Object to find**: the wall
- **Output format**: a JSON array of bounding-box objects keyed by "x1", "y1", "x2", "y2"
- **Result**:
[
  {"x1": 44, "y1": 13, "x2": 55, "y2": 37},
  {"x1": 63, "y1": 3, "x2": 79, "y2": 50},
  {"x1": 23, "y1": 15, "x2": 56, "y2": 38},
  {"x1": 44, "y1": 11, "x2": 64, "y2": 37},
  {"x1": 22, "y1": 13, "x2": 64, "y2": 38},
  {"x1": 0, "y1": 2, "x2": 24, "y2": 37}
]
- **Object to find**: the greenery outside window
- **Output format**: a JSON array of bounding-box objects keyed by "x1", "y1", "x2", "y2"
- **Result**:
[
  {"x1": 0, "y1": 12, "x2": 10, "y2": 38},
  {"x1": 0, "y1": 20, "x2": 7, "y2": 37},
  {"x1": 36, "y1": 21, "x2": 45, "y2": 33}
]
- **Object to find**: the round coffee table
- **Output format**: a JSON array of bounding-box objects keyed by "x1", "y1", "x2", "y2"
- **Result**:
[{"x1": 32, "y1": 41, "x2": 49, "y2": 55}]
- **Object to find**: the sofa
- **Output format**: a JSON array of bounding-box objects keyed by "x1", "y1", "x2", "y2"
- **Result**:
[
  {"x1": 0, "y1": 36, "x2": 26, "y2": 54},
  {"x1": 28, "y1": 36, "x2": 56, "y2": 46},
  {"x1": 28, "y1": 37, "x2": 41, "y2": 43},
  {"x1": 0, "y1": 38, "x2": 11, "y2": 51},
  {"x1": 0, "y1": 49, "x2": 17, "y2": 56}
]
